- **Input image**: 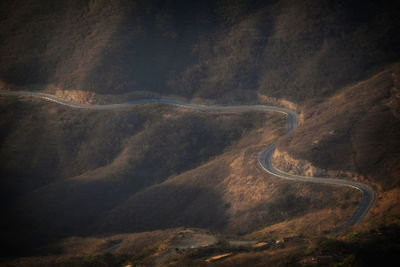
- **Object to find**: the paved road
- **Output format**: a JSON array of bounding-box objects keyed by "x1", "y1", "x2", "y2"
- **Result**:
[
  {"x1": 0, "y1": 90, "x2": 374, "y2": 231},
  {"x1": 259, "y1": 145, "x2": 375, "y2": 232}
]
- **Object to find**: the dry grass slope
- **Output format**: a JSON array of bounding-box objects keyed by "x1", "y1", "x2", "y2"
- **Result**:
[{"x1": 1, "y1": 0, "x2": 399, "y2": 103}]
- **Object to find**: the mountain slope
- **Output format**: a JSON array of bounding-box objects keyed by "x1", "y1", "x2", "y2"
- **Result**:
[
  {"x1": 0, "y1": 95, "x2": 282, "y2": 255},
  {"x1": 277, "y1": 63, "x2": 400, "y2": 189},
  {"x1": 275, "y1": 63, "x2": 400, "y2": 232},
  {"x1": 0, "y1": 0, "x2": 399, "y2": 103},
  {"x1": 1, "y1": 0, "x2": 400, "y2": 264}
]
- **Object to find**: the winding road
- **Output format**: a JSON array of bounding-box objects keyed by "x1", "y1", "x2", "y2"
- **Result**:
[{"x1": 0, "y1": 90, "x2": 374, "y2": 231}]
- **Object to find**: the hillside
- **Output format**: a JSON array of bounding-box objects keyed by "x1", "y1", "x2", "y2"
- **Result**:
[
  {"x1": 275, "y1": 63, "x2": 400, "y2": 232},
  {"x1": 1, "y1": 0, "x2": 400, "y2": 266},
  {"x1": 0, "y1": 0, "x2": 399, "y2": 103},
  {"x1": 0, "y1": 96, "x2": 271, "y2": 254},
  {"x1": 277, "y1": 64, "x2": 400, "y2": 188},
  {"x1": 1, "y1": 95, "x2": 362, "y2": 262}
]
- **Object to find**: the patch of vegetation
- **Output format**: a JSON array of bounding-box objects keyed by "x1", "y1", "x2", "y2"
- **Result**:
[
  {"x1": 315, "y1": 224, "x2": 400, "y2": 267},
  {"x1": 334, "y1": 254, "x2": 356, "y2": 267},
  {"x1": 68, "y1": 253, "x2": 132, "y2": 267}
]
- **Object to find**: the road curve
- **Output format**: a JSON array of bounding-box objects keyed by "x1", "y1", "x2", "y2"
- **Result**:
[
  {"x1": 0, "y1": 90, "x2": 374, "y2": 231},
  {"x1": 259, "y1": 145, "x2": 375, "y2": 232}
]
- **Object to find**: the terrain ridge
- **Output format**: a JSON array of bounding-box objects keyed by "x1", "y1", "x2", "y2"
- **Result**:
[{"x1": 0, "y1": 89, "x2": 375, "y2": 232}]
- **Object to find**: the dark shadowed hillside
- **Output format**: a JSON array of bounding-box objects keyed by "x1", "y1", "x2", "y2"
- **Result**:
[
  {"x1": 0, "y1": 96, "x2": 269, "y2": 252},
  {"x1": 0, "y1": 96, "x2": 359, "y2": 260},
  {"x1": 0, "y1": 0, "x2": 399, "y2": 103}
]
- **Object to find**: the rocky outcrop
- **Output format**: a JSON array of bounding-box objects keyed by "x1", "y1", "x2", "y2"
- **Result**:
[
  {"x1": 271, "y1": 148, "x2": 354, "y2": 179},
  {"x1": 258, "y1": 94, "x2": 305, "y2": 125},
  {"x1": 53, "y1": 89, "x2": 97, "y2": 104}
]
